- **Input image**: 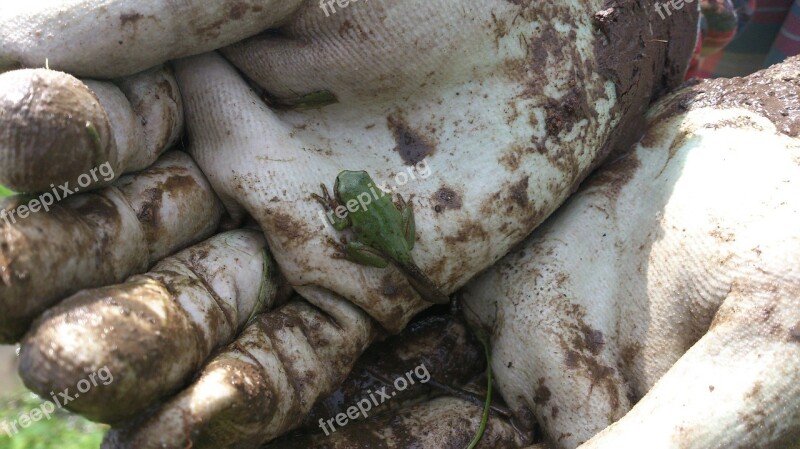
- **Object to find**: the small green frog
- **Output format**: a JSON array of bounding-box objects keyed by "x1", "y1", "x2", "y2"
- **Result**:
[{"x1": 313, "y1": 170, "x2": 449, "y2": 304}]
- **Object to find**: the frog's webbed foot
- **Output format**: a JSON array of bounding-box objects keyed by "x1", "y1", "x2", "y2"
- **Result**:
[
  {"x1": 394, "y1": 192, "x2": 414, "y2": 210},
  {"x1": 325, "y1": 235, "x2": 348, "y2": 259},
  {"x1": 311, "y1": 183, "x2": 336, "y2": 210},
  {"x1": 313, "y1": 183, "x2": 350, "y2": 230}
]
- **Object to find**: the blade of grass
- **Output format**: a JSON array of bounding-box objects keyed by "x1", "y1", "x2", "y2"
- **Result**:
[{"x1": 465, "y1": 332, "x2": 492, "y2": 449}]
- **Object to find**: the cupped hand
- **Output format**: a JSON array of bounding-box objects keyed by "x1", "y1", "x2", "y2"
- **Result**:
[
  {"x1": 464, "y1": 57, "x2": 800, "y2": 449},
  {"x1": 0, "y1": 1, "x2": 696, "y2": 448}
]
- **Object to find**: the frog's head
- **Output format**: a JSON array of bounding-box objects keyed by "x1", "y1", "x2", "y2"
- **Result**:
[{"x1": 334, "y1": 170, "x2": 375, "y2": 200}]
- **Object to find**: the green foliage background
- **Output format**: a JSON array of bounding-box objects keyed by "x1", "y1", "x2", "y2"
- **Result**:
[{"x1": 0, "y1": 392, "x2": 106, "y2": 449}]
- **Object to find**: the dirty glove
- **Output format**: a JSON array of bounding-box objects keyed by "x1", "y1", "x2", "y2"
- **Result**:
[{"x1": 0, "y1": 1, "x2": 696, "y2": 447}]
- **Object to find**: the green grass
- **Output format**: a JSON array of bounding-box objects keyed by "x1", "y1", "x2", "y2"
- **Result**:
[
  {"x1": 0, "y1": 392, "x2": 107, "y2": 449},
  {"x1": 0, "y1": 185, "x2": 13, "y2": 197}
]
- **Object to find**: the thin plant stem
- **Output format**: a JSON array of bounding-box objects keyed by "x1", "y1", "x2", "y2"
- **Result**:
[{"x1": 465, "y1": 333, "x2": 492, "y2": 449}]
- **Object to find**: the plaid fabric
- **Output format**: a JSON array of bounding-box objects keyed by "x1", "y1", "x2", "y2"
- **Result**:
[
  {"x1": 766, "y1": 0, "x2": 800, "y2": 64},
  {"x1": 687, "y1": 0, "x2": 799, "y2": 78},
  {"x1": 687, "y1": 0, "x2": 742, "y2": 78}
]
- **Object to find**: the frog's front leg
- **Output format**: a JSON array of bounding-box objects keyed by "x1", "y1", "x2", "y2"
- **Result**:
[
  {"x1": 397, "y1": 194, "x2": 416, "y2": 250},
  {"x1": 344, "y1": 241, "x2": 390, "y2": 269},
  {"x1": 312, "y1": 183, "x2": 350, "y2": 231}
]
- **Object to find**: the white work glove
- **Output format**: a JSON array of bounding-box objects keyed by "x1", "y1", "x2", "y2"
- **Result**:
[
  {"x1": 0, "y1": 1, "x2": 697, "y2": 447},
  {"x1": 465, "y1": 56, "x2": 800, "y2": 449}
]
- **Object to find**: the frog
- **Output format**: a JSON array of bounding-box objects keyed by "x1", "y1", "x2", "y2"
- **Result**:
[{"x1": 313, "y1": 170, "x2": 450, "y2": 304}]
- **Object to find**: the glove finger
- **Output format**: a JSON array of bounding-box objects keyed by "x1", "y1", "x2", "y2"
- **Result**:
[
  {"x1": 103, "y1": 291, "x2": 377, "y2": 449},
  {"x1": 222, "y1": 0, "x2": 498, "y2": 101},
  {"x1": 0, "y1": 0, "x2": 305, "y2": 78},
  {"x1": 0, "y1": 66, "x2": 182, "y2": 193},
  {"x1": 18, "y1": 229, "x2": 290, "y2": 424},
  {"x1": 0, "y1": 151, "x2": 223, "y2": 343},
  {"x1": 582, "y1": 282, "x2": 800, "y2": 449}
]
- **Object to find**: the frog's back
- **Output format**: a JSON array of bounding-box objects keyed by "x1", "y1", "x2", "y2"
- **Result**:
[
  {"x1": 349, "y1": 198, "x2": 408, "y2": 245},
  {"x1": 336, "y1": 171, "x2": 411, "y2": 254}
]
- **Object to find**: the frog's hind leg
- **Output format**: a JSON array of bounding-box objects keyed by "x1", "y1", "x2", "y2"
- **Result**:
[{"x1": 344, "y1": 241, "x2": 390, "y2": 268}]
